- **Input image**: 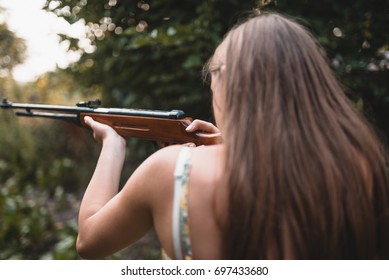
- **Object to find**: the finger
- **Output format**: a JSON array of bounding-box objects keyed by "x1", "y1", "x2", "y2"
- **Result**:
[
  {"x1": 84, "y1": 116, "x2": 94, "y2": 127},
  {"x1": 185, "y1": 122, "x2": 195, "y2": 131},
  {"x1": 186, "y1": 119, "x2": 218, "y2": 133},
  {"x1": 185, "y1": 119, "x2": 207, "y2": 131}
]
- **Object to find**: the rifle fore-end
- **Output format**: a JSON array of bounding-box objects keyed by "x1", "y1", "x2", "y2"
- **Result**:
[{"x1": 80, "y1": 113, "x2": 222, "y2": 146}]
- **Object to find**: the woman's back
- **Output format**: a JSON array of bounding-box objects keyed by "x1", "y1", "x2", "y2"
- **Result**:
[{"x1": 152, "y1": 144, "x2": 226, "y2": 259}]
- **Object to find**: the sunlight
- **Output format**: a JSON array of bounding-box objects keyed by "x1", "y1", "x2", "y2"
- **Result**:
[{"x1": 0, "y1": 0, "x2": 89, "y2": 82}]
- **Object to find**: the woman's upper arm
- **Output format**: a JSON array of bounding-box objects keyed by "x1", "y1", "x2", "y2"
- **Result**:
[{"x1": 77, "y1": 145, "x2": 180, "y2": 259}]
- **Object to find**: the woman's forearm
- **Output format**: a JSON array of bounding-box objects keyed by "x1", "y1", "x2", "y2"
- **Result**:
[{"x1": 78, "y1": 136, "x2": 126, "y2": 222}]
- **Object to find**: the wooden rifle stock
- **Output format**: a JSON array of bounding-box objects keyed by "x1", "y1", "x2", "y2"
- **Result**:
[{"x1": 80, "y1": 113, "x2": 221, "y2": 146}]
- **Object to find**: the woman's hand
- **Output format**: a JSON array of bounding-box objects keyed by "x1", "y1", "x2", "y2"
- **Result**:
[
  {"x1": 183, "y1": 119, "x2": 221, "y2": 147},
  {"x1": 185, "y1": 119, "x2": 220, "y2": 134},
  {"x1": 84, "y1": 116, "x2": 126, "y2": 147}
]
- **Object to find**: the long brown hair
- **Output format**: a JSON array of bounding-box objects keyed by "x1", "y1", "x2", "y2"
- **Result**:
[{"x1": 215, "y1": 13, "x2": 389, "y2": 259}]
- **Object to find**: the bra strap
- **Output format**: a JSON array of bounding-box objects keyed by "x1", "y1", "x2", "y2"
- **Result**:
[{"x1": 172, "y1": 147, "x2": 192, "y2": 259}]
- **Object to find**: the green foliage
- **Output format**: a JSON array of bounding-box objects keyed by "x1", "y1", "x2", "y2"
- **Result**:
[
  {"x1": 0, "y1": 109, "x2": 81, "y2": 259},
  {"x1": 0, "y1": 22, "x2": 26, "y2": 77},
  {"x1": 0, "y1": 182, "x2": 78, "y2": 259},
  {"x1": 0, "y1": 184, "x2": 55, "y2": 259},
  {"x1": 0, "y1": 80, "x2": 156, "y2": 259},
  {"x1": 0, "y1": 7, "x2": 87, "y2": 260},
  {"x1": 270, "y1": 0, "x2": 389, "y2": 141},
  {"x1": 45, "y1": 0, "x2": 258, "y2": 120}
]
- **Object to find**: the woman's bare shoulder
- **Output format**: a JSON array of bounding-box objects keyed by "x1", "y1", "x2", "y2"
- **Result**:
[
  {"x1": 135, "y1": 144, "x2": 224, "y2": 207},
  {"x1": 191, "y1": 144, "x2": 225, "y2": 176},
  {"x1": 146, "y1": 144, "x2": 223, "y2": 168},
  {"x1": 130, "y1": 144, "x2": 224, "y2": 199}
]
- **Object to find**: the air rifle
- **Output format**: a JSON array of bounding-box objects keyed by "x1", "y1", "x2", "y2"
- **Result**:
[{"x1": 0, "y1": 99, "x2": 222, "y2": 146}]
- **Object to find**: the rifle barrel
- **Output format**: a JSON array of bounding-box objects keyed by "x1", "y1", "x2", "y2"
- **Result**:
[{"x1": 1, "y1": 99, "x2": 186, "y2": 119}]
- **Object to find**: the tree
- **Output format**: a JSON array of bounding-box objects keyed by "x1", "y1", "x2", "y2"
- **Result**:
[
  {"x1": 272, "y1": 0, "x2": 389, "y2": 142},
  {"x1": 44, "y1": 0, "x2": 258, "y2": 120},
  {"x1": 0, "y1": 22, "x2": 26, "y2": 80},
  {"x1": 0, "y1": 7, "x2": 91, "y2": 259},
  {"x1": 0, "y1": 18, "x2": 26, "y2": 99},
  {"x1": 45, "y1": 0, "x2": 389, "y2": 141}
]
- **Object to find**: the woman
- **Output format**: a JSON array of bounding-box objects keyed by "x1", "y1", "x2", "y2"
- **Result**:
[{"x1": 76, "y1": 12, "x2": 389, "y2": 259}]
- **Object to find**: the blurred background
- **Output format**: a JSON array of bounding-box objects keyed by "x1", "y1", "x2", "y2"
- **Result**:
[{"x1": 0, "y1": 0, "x2": 388, "y2": 259}]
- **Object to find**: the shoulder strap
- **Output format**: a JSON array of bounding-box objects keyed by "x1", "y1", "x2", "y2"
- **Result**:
[{"x1": 172, "y1": 147, "x2": 192, "y2": 259}]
